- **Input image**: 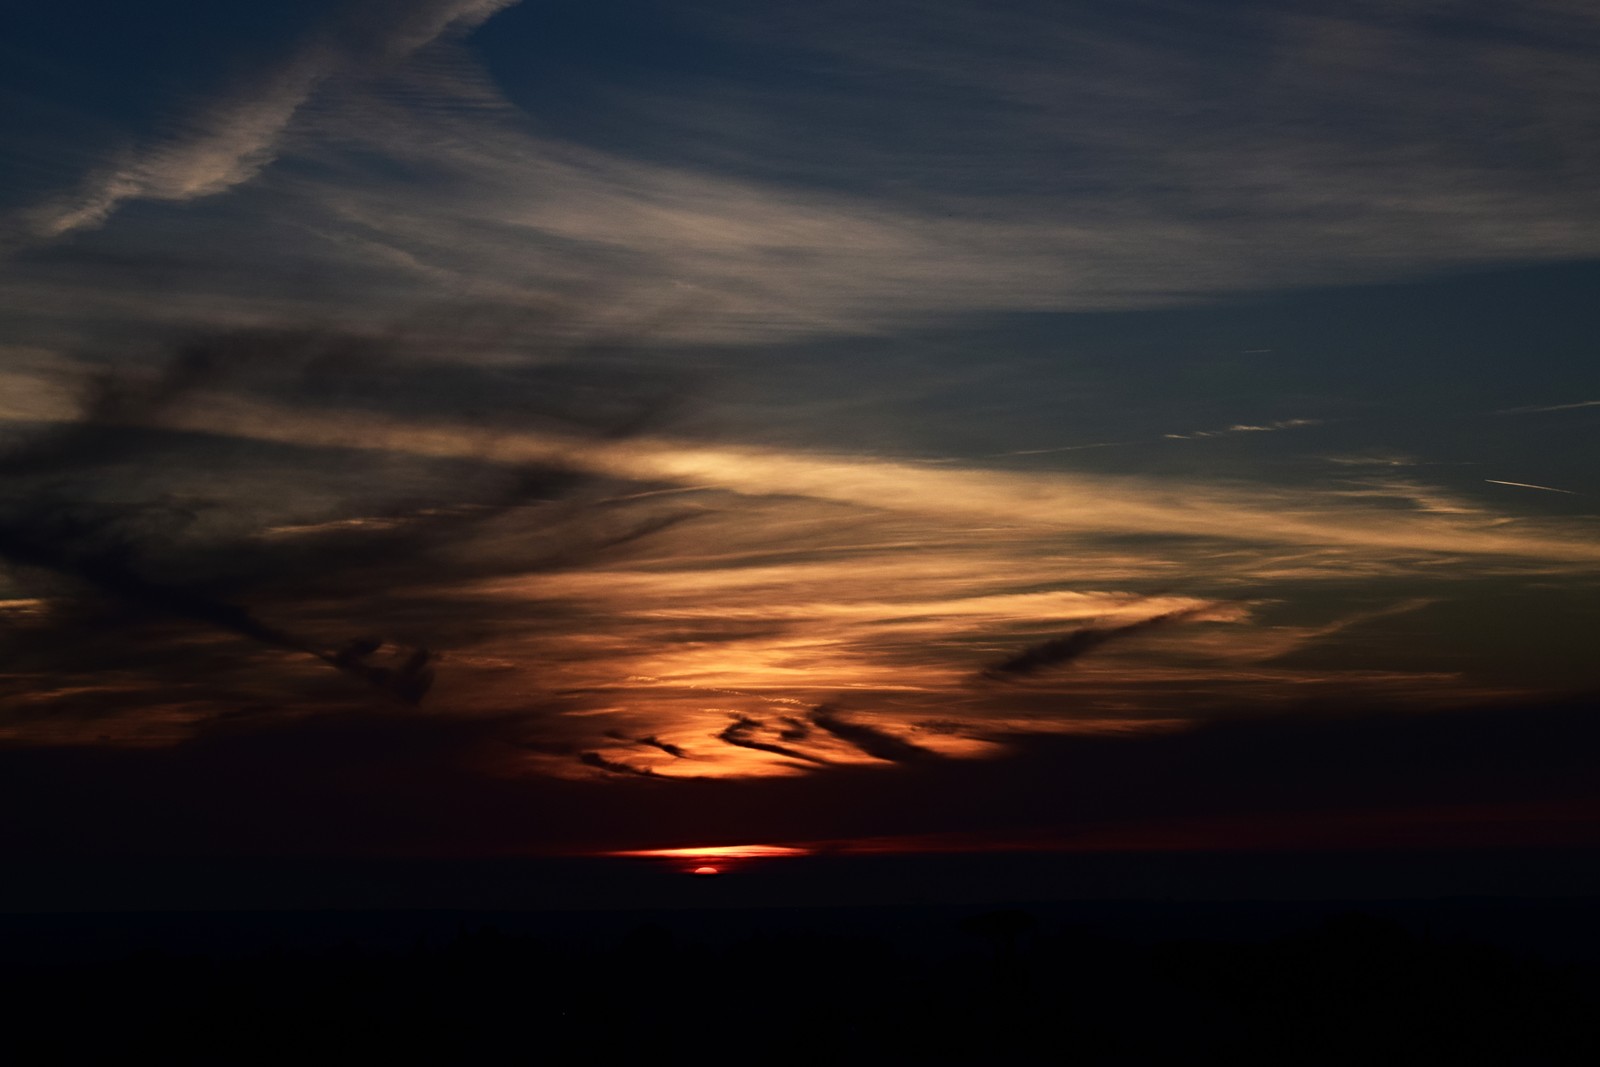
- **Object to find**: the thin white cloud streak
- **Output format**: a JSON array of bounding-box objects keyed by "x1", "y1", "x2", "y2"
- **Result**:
[
  {"x1": 13, "y1": 0, "x2": 520, "y2": 242},
  {"x1": 1485, "y1": 479, "x2": 1577, "y2": 495},
  {"x1": 20, "y1": 53, "x2": 328, "y2": 240},
  {"x1": 1004, "y1": 419, "x2": 1320, "y2": 455},
  {"x1": 1165, "y1": 418, "x2": 1323, "y2": 440},
  {"x1": 1496, "y1": 400, "x2": 1600, "y2": 415}
]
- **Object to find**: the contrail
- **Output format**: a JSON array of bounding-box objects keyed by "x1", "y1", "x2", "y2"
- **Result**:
[
  {"x1": 1484, "y1": 479, "x2": 1576, "y2": 495},
  {"x1": 1495, "y1": 400, "x2": 1600, "y2": 415}
]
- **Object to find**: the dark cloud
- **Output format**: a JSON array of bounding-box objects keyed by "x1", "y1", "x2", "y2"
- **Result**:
[
  {"x1": 604, "y1": 731, "x2": 689, "y2": 758},
  {"x1": 977, "y1": 608, "x2": 1209, "y2": 682},
  {"x1": 807, "y1": 704, "x2": 938, "y2": 763},
  {"x1": 578, "y1": 751, "x2": 661, "y2": 779},
  {"x1": 0, "y1": 322, "x2": 686, "y2": 715},
  {"x1": 0, "y1": 496, "x2": 435, "y2": 704},
  {"x1": 717, "y1": 715, "x2": 831, "y2": 766},
  {"x1": 639, "y1": 735, "x2": 688, "y2": 759}
]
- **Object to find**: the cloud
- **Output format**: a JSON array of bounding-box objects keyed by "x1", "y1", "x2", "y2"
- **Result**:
[
  {"x1": 0, "y1": 499, "x2": 435, "y2": 704},
  {"x1": 1, "y1": 693, "x2": 1597, "y2": 860},
  {"x1": 0, "y1": 344, "x2": 440, "y2": 703},
  {"x1": 7, "y1": 0, "x2": 1600, "y2": 350},
  {"x1": 1484, "y1": 479, "x2": 1577, "y2": 496},
  {"x1": 639, "y1": 735, "x2": 689, "y2": 758},
  {"x1": 1496, "y1": 400, "x2": 1600, "y2": 415},
  {"x1": 604, "y1": 730, "x2": 689, "y2": 758},
  {"x1": 4, "y1": 0, "x2": 1598, "y2": 769},
  {"x1": 144, "y1": 403, "x2": 1600, "y2": 566},
  {"x1": 717, "y1": 715, "x2": 831, "y2": 766},
  {"x1": 18, "y1": 55, "x2": 326, "y2": 240},
  {"x1": 0, "y1": 321, "x2": 683, "y2": 719},
  {"x1": 1165, "y1": 419, "x2": 1324, "y2": 441},
  {"x1": 978, "y1": 608, "x2": 1209, "y2": 682},
  {"x1": 807, "y1": 705, "x2": 938, "y2": 763},
  {"x1": 578, "y1": 750, "x2": 661, "y2": 779},
  {"x1": 13, "y1": 0, "x2": 521, "y2": 242},
  {"x1": 8, "y1": 338, "x2": 1589, "y2": 758}
]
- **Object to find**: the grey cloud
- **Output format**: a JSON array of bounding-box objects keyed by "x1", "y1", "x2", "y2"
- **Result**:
[
  {"x1": 638, "y1": 735, "x2": 689, "y2": 759},
  {"x1": 978, "y1": 608, "x2": 1209, "y2": 683},
  {"x1": 717, "y1": 715, "x2": 831, "y2": 766},
  {"x1": 0, "y1": 320, "x2": 684, "y2": 719},
  {"x1": 0, "y1": 422, "x2": 437, "y2": 703},
  {"x1": 11, "y1": 1, "x2": 1600, "y2": 350},
  {"x1": 777, "y1": 716, "x2": 811, "y2": 742},
  {"x1": 806, "y1": 705, "x2": 938, "y2": 763},
  {"x1": 578, "y1": 751, "x2": 660, "y2": 779},
  {"x1": 604, "y1": 731, "x2": 689, "y2": 759}
]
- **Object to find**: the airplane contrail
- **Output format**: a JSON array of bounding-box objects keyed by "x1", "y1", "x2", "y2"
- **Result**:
[
  {"x1": 1484, "y1": 479, "x2": 1577, "y2": 495},
  {"x1": 1495, "y1": 399, "x2": 1600, "y2": 415}
]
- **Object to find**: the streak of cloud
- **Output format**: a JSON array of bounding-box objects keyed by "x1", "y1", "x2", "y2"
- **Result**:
[
  {"x1": 1485, "y1": 479, "x2": 1577, "y2": 495},
  {"x1": 639, "y1": 735, "x2": 688, "y2": 758},
  {"x1": 1164, "y1": 418, "x2": 1323, "y2": 441},
  {"x1": 717, "y1": 715, "x2": 831, "y2": 767},
  {"x1": 0, "y1": 505, "x2": 434, "y2": 704},
  {"x1": 605, "y1": 730, "x2": 689, "y2": 758},
  {"x1": 13, "y1": 0, "x2": 520, "y2": 242},
  {"x1": 578, "y1": 751, "x2": 660, "y2": 779},
  {"x1": 1495, "y1": 400, "x2": 1600, "y2": 415},
  {"x1": 807, "y1": 705, "x2": 939, "y2": 763},
  {"x1": 146, "y1": 405, "x2": 1600, "y2": 566},
  {"x1": 978, "y1": 608, "x2": 1210, "y2": 683}
]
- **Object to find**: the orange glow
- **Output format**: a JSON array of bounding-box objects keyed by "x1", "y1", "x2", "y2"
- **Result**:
[
  {"x1": 608, "y1": 843, "x2": 809, "y2": 875},
  {"x1": 607, "y1": 844, "x2": 809, "y2": 859}
]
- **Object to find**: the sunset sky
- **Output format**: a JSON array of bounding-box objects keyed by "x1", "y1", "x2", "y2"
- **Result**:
[{"x1": 2, "y1": 1, "x2": 1597, "y2": 866}]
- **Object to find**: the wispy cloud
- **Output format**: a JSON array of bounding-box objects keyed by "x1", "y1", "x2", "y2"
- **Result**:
[
  {"x1": 1496, "y1": 400, "x2": 1600, "y2": 415},
  {"x1": 807, "y1": 704, "x2": 939, "y2": 763},
  {"x1": 977, "y1": 608, "x2": 1211, "y2": 683},
  {"x1": 6, "y1": 0, "x2": 1600, "y2": 350},
  {"x1": 1164, "y1": 418, "x2": 1323, "y2": 441},
  {"x1": 3, "y1": 362, "x2": 1576, "y2": 771},
  {"x1": 1485, "y1": 479, "x2": 1577, "y2": 495},
  {"x1": 157, "y1": 400, "x2": 1600, "y2": 565},
  {"x1": 11, "y1": 0, "x2": 519, "y2": 242}
]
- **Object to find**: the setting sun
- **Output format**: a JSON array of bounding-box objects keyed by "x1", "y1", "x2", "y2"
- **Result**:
[{"x1": 607, "y1": 844, "x2": 810, "y2": 875}]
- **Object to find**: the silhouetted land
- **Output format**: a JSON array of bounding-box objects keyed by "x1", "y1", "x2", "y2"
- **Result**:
[{"x1": 3, "y1": 852, "x2": 1598, "y2": 1064}]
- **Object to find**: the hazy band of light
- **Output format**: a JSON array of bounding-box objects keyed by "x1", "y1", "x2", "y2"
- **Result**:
[
  {"x1": 154, "y1": 397, "x2": 1600, "y2": 565},
  {"x1": 603, "y1": 844, "x2": 811, "y2": 859}
]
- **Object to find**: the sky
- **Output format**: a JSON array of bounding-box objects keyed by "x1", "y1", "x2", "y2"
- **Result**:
[{"x1": 1, "y1": 0, "x2": 1598, "y2": 866}]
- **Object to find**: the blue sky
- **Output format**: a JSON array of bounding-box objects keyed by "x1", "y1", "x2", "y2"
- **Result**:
[{"x1": 0, "y1": 1, "x2": 1597, "y2": 853}]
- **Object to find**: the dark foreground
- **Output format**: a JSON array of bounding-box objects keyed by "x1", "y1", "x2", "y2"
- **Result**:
[
  {"x1": 5, "y1": 900, "x2": 1598, "y2": 1065},
  {"x1": 4, "y1": 851, "x2": 1600, "y2": 1064}
]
